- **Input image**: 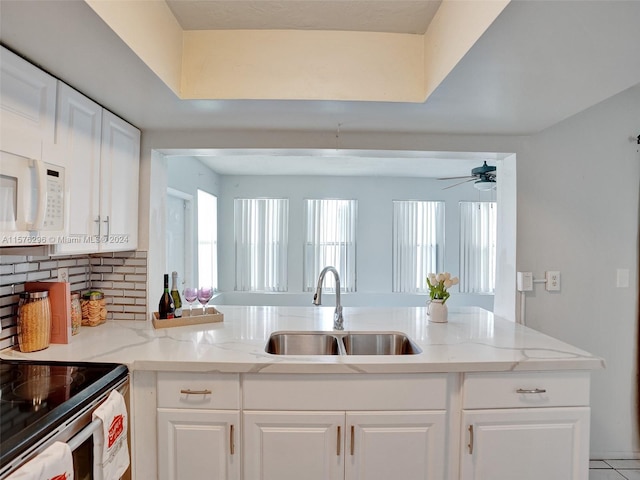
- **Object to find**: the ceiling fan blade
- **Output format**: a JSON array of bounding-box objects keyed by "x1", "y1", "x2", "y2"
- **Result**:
[
  {"x1": 442, "y1": 178, "x2": 477, "y2": 190},
  {"x1": 437, "y1": 175, "x2": 475, "y2": 181}
]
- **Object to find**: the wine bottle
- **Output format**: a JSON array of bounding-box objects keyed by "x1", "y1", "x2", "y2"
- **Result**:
[
  {"x1": 170, "y1": 271, "x2": 183, "y2": 318},
  {"x1": 158, "y1": 274, "x2": 175, "y2": 319}
]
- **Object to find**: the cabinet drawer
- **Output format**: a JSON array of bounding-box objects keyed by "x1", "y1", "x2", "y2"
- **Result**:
[
  {"x1": 463, "y1": 371, "x2": 590, "y2": 409},
  {"x1": 157, "y1": 372, "x2": 240, "y2": 409},
  {"x1": 243, "y1": 373, "x2": 448, "y2": 410}
]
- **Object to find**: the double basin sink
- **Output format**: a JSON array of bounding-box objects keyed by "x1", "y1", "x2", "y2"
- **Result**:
[{"x1": 265, "y1": 331, "x2": 422, "y2": 356}]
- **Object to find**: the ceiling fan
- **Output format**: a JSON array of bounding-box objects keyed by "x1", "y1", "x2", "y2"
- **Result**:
[{"x1": 438, "y1": 161, "x2": 497, "y2": 191}]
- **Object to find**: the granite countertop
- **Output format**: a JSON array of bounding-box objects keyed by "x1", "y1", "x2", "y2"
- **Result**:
[{"x1": 0, "y1": 306, "x2": 604, "y2": 374}]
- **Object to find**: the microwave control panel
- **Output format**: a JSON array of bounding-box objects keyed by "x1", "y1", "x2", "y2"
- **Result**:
[{"x1": 44, "y1": 165, "x2": 64, "y2": 230}]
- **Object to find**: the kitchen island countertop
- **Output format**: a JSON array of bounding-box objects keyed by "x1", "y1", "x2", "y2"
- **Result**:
[{"x1": 0, "y1": 306, "x2": 604, "y2": 373}]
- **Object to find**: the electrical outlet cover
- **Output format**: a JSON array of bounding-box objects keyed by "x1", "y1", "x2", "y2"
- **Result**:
[{"x1": 545, "y1": 271, "x2": 560, "y2": 291}]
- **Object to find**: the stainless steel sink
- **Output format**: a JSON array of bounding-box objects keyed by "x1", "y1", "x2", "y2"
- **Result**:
[
  {"x1": 341, "y1": 332, "x2": 422, "y2": 355},
  {"x1": 265, "y1": 332, "x2": 342, "y2": 355},
  {"x1": 265, "y1": 331, "x2": 421, "y2": 356}
]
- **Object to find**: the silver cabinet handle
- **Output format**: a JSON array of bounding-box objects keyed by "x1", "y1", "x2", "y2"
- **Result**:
[
  {"x1": 180, "y1": 389, "x2": 212, "y2": 395},
  {"x1": 350, "y1": 425, "x2": 355, "y2": 456},
  {"x1": 103, "y1": 215, "x2": 110, "y2": 239},
  {"x1": 516, "y1": 388, "x2": 547, "y2": 394},
  {"x1": 468, "y1": 425, "x2": 474, "y2": 454}
]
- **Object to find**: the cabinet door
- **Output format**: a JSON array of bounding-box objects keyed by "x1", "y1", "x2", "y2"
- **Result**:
[
  {"x1": 346, "y1": 411, "x2": 446, "y2": 480},
  {"x1": 0, "y1": 46, "x2": 56, "y2": 159},
  {"x1": 157, "y1": 408, "x2": 239, "y2": 480},
  {"x1": 52, "y1": 82, "x2": 102, "y2": 255},
  {"x1": 244, "y1": 411, "x2": 345, "y2": 480},
  {"x1": 100, "y1": 109, "x2": 140, "y2": 251},
  {"x1": 461, "y1": 407, "x2": 590, "y2": 480}
]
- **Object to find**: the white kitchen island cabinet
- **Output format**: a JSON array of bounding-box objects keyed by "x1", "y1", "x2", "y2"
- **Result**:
[
  {"x1": 460, "y1": 408, "x2": 589, "y2": 480},
  {"x1": 156, "y1": 372, "x2": 240, "y2": 480},
  {"x1": 459, "y1": 371, "x2": 591, "y2": 480},
  {"x1": 242, "y1": 373, "x2": 448, "y2": 480},
  {"x1": 1, "y1": 306, "x2": 602, "y2": 480},
  {"x1": 243, "y1": 411, "x2": 446, "y2": 480},
  {"x1": 157, "y1": 409, "x2": 239, "y2": 480},
  {"x1": 244, "y1": 411, "x2": 345, "y2": 480}
]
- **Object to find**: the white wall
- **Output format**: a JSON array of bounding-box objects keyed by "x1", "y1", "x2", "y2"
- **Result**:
[
  {"x1": 216, "y1": 174, "x2": 495, "y2": 309},
  {"x1": 167, "y1": 156, "x2": 221, "y2": 286},
  {"x1": 519, "y1": 83, "x2": 640, "y2": 458}
]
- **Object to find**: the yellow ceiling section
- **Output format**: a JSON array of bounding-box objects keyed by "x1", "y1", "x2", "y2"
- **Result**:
[{"x1": 84, "y1": 0, "x2": 509, "y2": 102}]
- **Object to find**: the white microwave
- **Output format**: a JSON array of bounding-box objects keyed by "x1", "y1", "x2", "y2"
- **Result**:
[{"x1": 0, "y1": 150, "x2": 66, "y2": 245}]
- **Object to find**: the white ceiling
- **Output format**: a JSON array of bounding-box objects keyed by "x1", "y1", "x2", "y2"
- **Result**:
[
  {"x1": 166, "y1": 0, "x2": 442, "y2": 34},
  {"x1": 1, "y1": 0, "x2": 639, "y2": 177}
]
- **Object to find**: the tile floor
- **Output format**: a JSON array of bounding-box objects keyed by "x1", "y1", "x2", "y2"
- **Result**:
[{"x1": 590, "y1": 460, "x2": 640, "y2": 479}]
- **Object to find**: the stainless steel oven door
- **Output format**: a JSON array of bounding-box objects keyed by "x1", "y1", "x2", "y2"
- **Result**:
[{"x1": 66, "y1": 378, "x2": 129, "y2": 480}]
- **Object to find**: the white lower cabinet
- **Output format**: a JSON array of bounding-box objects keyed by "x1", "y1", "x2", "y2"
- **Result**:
[
  {"x1": 460, "y1": 371, "x2": 591, "y2": 480},
  {"x1": 145, "y1": 371, "x2": 592, "y2": 480},
  {"x1": 345, "y1": 411, "x2": 446, "y2": 480},
  {"x1": 156, "y1": 372, "x2": 241, "y2": 480},
  {"x1": 157, "y1": 408, "x2": 240, "y2": 480},
  {"x1": 243, "y1": 411, "x2": 344, "y2": 480},
  {"x1": 243, "y1": 410, "x2": 446, "y2": 480},
  {"x1": 460, "y1": 407, "x2": 590, "y2": 480}
]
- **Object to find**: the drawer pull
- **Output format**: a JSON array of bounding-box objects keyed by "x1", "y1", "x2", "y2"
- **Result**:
[
  {"x1": 468, "y1": 425, "x2": 474, "y2": 454},
  {"x1": 180, "y1": 389, "x2": 212, "y2": 395},
  {"x1": 337, "y1": 426, "x2": 341, "y2": 456},
  {"x1": 516, "y1": 388, "x2": 547, "y2": 394}
]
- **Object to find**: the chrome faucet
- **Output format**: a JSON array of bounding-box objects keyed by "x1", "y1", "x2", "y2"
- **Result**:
[{"x1": 312, "y1": 266, "x2": 344, "y2": 330}]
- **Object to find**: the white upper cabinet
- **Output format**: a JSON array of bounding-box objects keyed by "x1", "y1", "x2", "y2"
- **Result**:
[
  {"x1": 53, "y1": 83, "x2": 102, "y2": 254},
  {"x1": 98, "y1": 109, "x2": 140, "y2": 252},
  {"x1": 52, "y1": 85, "x2": 140, "y2": 254},
  {"x1": 0, "y1": 47, "x2": 56, "y2": 160},
  {"x1": 0, "y1": 46, "x2": 140, "y2": 254}
]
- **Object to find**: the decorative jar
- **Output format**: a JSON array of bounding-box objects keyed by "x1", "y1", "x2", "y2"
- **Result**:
[
  {"x1": 427, "y1": 299, "x2": 448, "y2": 323},
  {"x1": 17, "y1": 291, "x2": 51, "y2": 352}
]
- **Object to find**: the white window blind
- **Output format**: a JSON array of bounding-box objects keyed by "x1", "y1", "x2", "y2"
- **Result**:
[
  {"x1": 234, "y1": 198, "x2": 288, "y2": 292},
  {"x1": 304, "y1": 199, "x2": 357, "y2": 292},
  {"x1": 459, "y1": 201, "x2": 497, "y2": 294},
  {"x1": 392, "y1": 201, "x2": 445, "y2": 293}
]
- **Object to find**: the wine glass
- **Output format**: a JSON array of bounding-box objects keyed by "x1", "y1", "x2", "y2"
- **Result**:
[
  {"x1": 197, "y1": 287, "x2": 214, "y2": 315},
  {"x1": 183, "y1": 287, "x2": 198, "y2": 316}
]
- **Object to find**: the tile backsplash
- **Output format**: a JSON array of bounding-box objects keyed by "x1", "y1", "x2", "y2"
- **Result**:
[{"x1": 0, "y1": 250, "x2": 148, "y2": 350}]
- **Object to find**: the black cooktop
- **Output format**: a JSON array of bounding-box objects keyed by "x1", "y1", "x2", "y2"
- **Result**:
[{"x1": 0, "y1": 359, "x2": 128, "y2": 473}]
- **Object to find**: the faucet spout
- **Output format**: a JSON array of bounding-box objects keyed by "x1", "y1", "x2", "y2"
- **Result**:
[{"x1": 312, "y1": 266, "x2": 344, "y2": 330}]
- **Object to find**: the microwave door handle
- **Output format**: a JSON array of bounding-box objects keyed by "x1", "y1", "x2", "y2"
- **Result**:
[{"x1": 27, "y1": 158, "x2": 47, "y2": 230}]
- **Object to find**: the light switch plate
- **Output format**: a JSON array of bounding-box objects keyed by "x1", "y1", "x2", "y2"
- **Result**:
[{"x1": 616, "y1": 268, "x2": 630, "y2": 288}]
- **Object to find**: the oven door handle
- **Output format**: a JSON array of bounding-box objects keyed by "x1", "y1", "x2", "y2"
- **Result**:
[
  {"x1": 67, "y1": 418, "x2": 102, "y2": 452},
  {"x1": 66, "y1": 380, "x2": 129, "y2": 452}
]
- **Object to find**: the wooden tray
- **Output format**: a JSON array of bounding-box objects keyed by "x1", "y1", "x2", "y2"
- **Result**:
[{"x1": 152, "y1": 307, "x2": 224, "y2": 329}]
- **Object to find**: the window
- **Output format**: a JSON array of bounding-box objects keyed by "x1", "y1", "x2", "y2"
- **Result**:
[
  {"x1": 304, "y1": 199, "x2": 357, "y2": 292},
  {"x1": 197, "y1": 190, "x2": 217, "y2": 290},
  {"x1": 234, "y1": 198, "x2": 288, "y2": 292},
  {"x1": 392, "y1": 201, "x2": 445, "y2": 293},
  {"x1": 459, "y1": 201, "x2": 497, "y2": 294}
]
